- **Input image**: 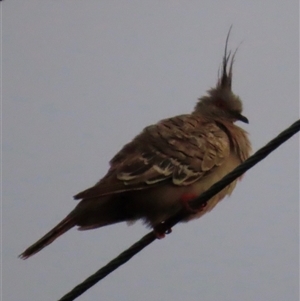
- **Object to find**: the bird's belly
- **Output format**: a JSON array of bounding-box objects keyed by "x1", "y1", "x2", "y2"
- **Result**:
[{"x1": 126, "y1": 184, "x2": 187, "y2": 227}]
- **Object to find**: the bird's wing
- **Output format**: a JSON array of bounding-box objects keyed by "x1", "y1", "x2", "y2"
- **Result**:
[{"x1": 74, "y1": 115, "x2": 231, "y2": 200}]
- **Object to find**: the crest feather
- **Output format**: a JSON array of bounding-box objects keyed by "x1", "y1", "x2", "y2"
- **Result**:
[{"x1": 218, "y1": 26, "x2": 240, "y2": 90}]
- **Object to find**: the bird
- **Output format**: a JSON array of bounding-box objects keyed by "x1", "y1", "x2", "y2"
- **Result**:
[{"x1": 20, "y1": 28, "x2": 251, "y2": 259}]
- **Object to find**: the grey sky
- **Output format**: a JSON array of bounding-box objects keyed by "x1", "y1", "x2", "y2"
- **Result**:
[{"x1": 3, "y1": 1, "x2": 299, "y2": 301}]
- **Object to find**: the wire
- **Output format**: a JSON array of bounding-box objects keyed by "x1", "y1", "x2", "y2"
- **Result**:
[{"x1": 58, "y1": 119, "x2": 300, "y2": 301}]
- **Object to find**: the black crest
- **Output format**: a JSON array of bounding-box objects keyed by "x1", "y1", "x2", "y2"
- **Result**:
[{"x1": 218, "y1": 26, "x2": 239, "y2": 90}]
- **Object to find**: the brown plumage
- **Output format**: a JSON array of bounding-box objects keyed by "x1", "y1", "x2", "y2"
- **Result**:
[{"x1": 20, "y1": 29, "x2": 251, "y2": 259}]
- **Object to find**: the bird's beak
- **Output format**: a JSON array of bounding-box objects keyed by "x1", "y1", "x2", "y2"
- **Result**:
[
  {"x1": 233, "y1": 112, "x2": 249, "y2": 123},
  {"x1": 237, "y1": 113, "x2": 249, "y2": 124}
]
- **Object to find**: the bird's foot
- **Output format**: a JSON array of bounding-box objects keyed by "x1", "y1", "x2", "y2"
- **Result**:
[
  {"x1": 153, "y1": 223, "x2": 172, "y2": 239},
  {"x1": 180, "y1": 193, "x2": 201, "y2": 214}
]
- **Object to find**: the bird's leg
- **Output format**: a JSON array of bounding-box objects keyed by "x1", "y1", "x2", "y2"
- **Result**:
[
  {"x1": 180, "y1": 193, "x2": 205, "y2": 214},
  {"x1": 153, "y1": 222, "x2": 172, "y2": 239},
  {"x1": 153, "y1": 194, "x2": 207, "y2": 239}
]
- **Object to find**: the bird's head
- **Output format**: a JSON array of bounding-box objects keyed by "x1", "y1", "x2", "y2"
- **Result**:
[{"x1": 194, "y1": 28, "x2": 248, "y2": 124}]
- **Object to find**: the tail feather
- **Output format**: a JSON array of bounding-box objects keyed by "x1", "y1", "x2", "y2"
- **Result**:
[{"x1": 19, "y1": 216, "x2": 75, "y2": 259}]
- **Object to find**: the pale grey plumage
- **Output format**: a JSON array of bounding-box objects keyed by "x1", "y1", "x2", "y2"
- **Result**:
[{"x1": 20, "y1": 29, "x2": 251, "y2": 259}]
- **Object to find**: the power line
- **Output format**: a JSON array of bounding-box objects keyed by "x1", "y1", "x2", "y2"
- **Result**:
[{"x1": 58, "y1": 119, "x2": 300, "y2": 301}]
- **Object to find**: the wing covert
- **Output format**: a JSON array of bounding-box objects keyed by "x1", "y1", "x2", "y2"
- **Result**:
[
  {"x1": 119, "y1": 116, "x2": 229, "y2": 184},
  {"x1": 74, "y1": 115, "x2": 230, "y2": 200}
]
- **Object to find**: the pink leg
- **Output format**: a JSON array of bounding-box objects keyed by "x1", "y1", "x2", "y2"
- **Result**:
[
  {"x1": 152, "y1": 194, "x2": 206, "y2": 239},
  {"x1": 153, "y1": 223, "x2": 172, "y2": 239},
  {"x1": 180, "y1": 193, "x2": 199, "y2": 214}
]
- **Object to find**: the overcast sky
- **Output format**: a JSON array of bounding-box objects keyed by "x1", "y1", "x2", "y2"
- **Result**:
[{"x1": 3, "y1": 1, "x2": 299, "y2": 301}]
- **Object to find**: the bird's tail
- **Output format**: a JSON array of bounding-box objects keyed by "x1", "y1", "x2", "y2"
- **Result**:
[{"x1": 19, "y1": 215, "x2": 76, "y2": 259}]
